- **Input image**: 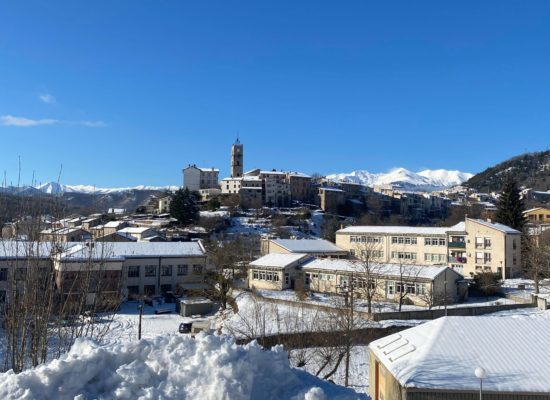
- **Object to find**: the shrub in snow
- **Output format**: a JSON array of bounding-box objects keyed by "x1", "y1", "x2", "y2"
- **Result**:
[{"x1": 0, "y1": 334, "x2": 364, "y2": 400}]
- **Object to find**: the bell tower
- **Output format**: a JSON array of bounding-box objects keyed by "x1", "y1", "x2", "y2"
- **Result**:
[{"x1": 231, "y1": 138, "x2": 243, "y2": 178}]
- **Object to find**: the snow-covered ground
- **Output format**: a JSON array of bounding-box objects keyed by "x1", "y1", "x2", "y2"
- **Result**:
[
  {"x1": 256, "y1": 289, "x2": 424, "y2": 313},
  {"x1": 290, "y1": 346, "x2": 371, "y2": 394},
  {"x1": 216, "y1": 291, "x2": 423, "y2": 339},
  {"x1": 0, "y1": 334, "x2": 365, "y2": 400},
  {"x1": 501, "y1": 278, "x2": 550, "y2": 300}
]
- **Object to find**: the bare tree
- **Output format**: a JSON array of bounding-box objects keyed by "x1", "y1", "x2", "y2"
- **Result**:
[
  {"x1": 352, "y1": 240, "x2": 385, "y2": 314},
  {"x1": 394, "y1": 259, "x2": 423, "y2": 312},
  {"x1": 523, "y1": 232, "x2": 550, "y2": 294}
]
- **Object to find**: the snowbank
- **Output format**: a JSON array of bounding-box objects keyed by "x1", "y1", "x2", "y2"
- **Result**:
[{"x1": 0, "y1": 334, "x2": 364, "y2": 400}]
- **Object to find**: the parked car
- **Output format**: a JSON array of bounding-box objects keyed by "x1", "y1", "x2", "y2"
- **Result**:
[{"x1": 179, "y1": 322, "x2": 192, "y2": 334}]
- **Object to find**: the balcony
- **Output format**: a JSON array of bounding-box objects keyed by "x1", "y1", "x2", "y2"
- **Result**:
[
  {"x1": 449, "y1": 256, "x2": 467, "y2": 264},
  {"x1": 448, "y1": 241, "x2": 466, "y2": 249}
]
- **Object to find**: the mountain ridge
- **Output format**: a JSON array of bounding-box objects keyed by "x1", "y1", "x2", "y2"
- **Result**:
[{"x1": 326, "y1": 168, "x2": 473, "y2": 192}]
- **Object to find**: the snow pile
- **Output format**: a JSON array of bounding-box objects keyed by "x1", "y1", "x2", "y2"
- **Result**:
[{"x1": 0, "y1": 334, "x2": 363, "y2": 400}]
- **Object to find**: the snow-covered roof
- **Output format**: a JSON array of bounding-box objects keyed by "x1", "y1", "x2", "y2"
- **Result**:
[
  {"x1": 302, "y1": 259, "x2": 449, "y2": 280},
  {"x1": 197, "y1": 167, "x2": 219, "y2": 172},
  {"x1": 319, "y1": 187, "x2": 344, "y2": 192},
  {"x1": 338, "y1": 222, "x2": 465, "y2": 235},
  {"x1": 260, "y1": 170, "x2": 285, "y2": 175},
  {"x1": 104, "y1": 221, "x2": 127, "y2": 228},
  {"x1": 0, "y1": 241, "x2": 55, "y2": 259},
  {"x1": 40, "y1": 227, "x2": 90, "y2": 235},
  {"x1": 118, "y1": 227, "x2": 154, "y2": 234},
  {"x1": 287, "y1": 172, "x2": 311, "y2": 178},
  {"x1": 469, "y1": 219, "x2": 521, "y2": 234},
  {"x1": 271, "y1": 239, "x2": 345, "y2": 253},
  {"x1": 57, "y1": 242, "x2": 205, "y2": 261},
  {"x1": 524, "y1": 207, "x2": 549, "y2": 214},
  {"x1": 250, "y1": 253, "x2": 310, "y2": 268},
  {"x1": 370, "y1": 316, "x2": 550, "y2": 394}
]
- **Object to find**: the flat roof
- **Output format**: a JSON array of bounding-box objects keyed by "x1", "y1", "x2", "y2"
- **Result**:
[
  {"x1": 271, "y1": 239, "x2": 345, "y2": 253},
  {"x1": 370, "y1": 316, "x2": 550, "y2": 393},
  {"x1": 250, "y1": 253, "x2": 310, "y2": 268},
  {"x1": 337, "y1": 222, "x2": 466, "y2": 235},
  {"x1": 302, "y1": 259, "x2": 449, "y2": 280},
  {"x1": 57, "y1": 242, "x2": 206, "y2": 260}
]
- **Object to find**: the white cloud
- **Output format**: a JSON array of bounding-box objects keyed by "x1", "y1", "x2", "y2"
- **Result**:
[
  {"x1": 0, "y1": 115, "x2": 106, "y2": 128},
  {"x1": 0, "y1": 115, "x2": 59, "y2": 127},
  {"x1": 38, "y1": 93, "x2": 56, "y2": 104}
]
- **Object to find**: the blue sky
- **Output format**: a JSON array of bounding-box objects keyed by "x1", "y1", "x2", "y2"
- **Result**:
[{"x1": 0, "y1": 1, "x2": 549, "y2": 187}]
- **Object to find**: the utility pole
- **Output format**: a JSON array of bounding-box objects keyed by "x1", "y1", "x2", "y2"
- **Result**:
[{"x1": 444, "y1": 269, "x2": 448, "y2": 317}]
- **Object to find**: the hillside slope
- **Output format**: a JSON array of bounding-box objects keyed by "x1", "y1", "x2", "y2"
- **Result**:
[{"x1": 465, "y1": 151, "x2": 550, "y2": 192}]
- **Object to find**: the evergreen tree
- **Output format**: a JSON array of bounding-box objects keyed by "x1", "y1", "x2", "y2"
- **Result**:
[
  {"x1": 170, "y1": 188, "x2": 200, "y2": 225},
  {"x1": 495, "y1": 176, "x2": 527, "y2": 231}
]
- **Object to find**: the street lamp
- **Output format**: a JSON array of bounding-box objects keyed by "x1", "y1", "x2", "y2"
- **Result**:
[
  {"x1": 137, "y1": 302, "x2": 144, "y2": 340},
  {"x1": 475, "y1": 367, "x2": 487, "y2": 400}
]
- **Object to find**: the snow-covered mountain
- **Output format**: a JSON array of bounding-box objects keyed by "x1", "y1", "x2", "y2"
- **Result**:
[
  {"x1": 34, "y1": 182, "x2": 178, "y2": 195},
  {"x1": 326, "y1": 168, "x2": 473, "y2": 192}
]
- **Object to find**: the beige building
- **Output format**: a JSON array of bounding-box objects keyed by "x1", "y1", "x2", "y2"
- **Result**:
[
  {"x1": 53, "y1": 241, "x2": 208, "y2": 299},
  {"x1": 369, "y1": 316, "x2": 550, "y2": 400},
  {"x1": 301, "y1": 259, "x2": 465, "y2": 306},
  {"x1": 117, "y1": 227, "x2": 158, "y2": 242},
  {"x1": 248, "y1": 254, "x2": 465, "y2": 307},
  {"x1": 336, "y1": 218, "x2": 521, "y2": 279},
  {"x1": 183, "y1": 164, "x2": 220, "y2": 192},
  {"x1": 260, "y1": 238, "x2": 348, "y2": 259},
  {"x1": 248, "y1": 253, "x2": 311, "y2": 291},
  {"x1": 40, "y1": 227, "x2": 92, "y2": 243}
]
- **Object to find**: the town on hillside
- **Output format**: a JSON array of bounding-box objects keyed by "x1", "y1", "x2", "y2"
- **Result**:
[{"x1": 1, "y1": 139, "x2": 550, "y2": 399}]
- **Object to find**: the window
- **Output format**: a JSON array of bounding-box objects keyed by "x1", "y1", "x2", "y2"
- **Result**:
[
  {"x1": 475, "y1": 252, "x2": 484, "y2": 264},
  {"x1": 392, "y1": 237, "x2": 417, "y2": 245},
  {"x1": 193, "y1": 265, "x2": 203, "y2": 274},
  {"x1": 424, "y1": 253, "x2": 446, "y2": 263},
  {"x1": 425, "y1": 238, "x2": 446, "y2": 246},
  {"x1": 0, "y1": 268, "x2": 7, "y2": 281},
  {"x1": 513, "y1": 239, "x2": 517, "y2": 250},
  {"x1": 128, "y1": 266, "x2": 140, "y2": 278},
  {"x1": 127, "y1": 286, "x2": 139, "y2": 295},
  {"x1": 285, "y1": 273, "x2": 290, "y2": 285},
  {"x1": 475, "y1": 237, "x2": 484, "y2": 249},
  {"x1": 415, "y1": 283, "x2": 427, "y2": 295},
  {"x1": 387, "y1": 281, "x2": 395, "y2": 295},
  {"x1": 161, "y1": 265, "x2": 172, "y2": 276},
  {"x1": 253, "y1": 270, "x2": 259, "y2": 280},
  {"x1": 145, "y1": 266, "x2": 156, "y2": 277},
  {"x1": 0, "y1": 290, "x2": 6, "y2": 303},
  {"x1": 160, "y1": 284, "x2": 172, "y2": 294},
  {"x1": 484, "y1": 238, "x2": 492, "y2": 249},
  {"x1": 144, "y1": 285, "x2": 156, "y2": 295},
  {"x1": 484, "y1": 253, "x2": 492, "y2": 263},
  {"x1": 391, "y1": 251, "x2": 417, "y2": 261},
  {"x1": 177, "y1": 265, "x2": 189, "y2": 276}
]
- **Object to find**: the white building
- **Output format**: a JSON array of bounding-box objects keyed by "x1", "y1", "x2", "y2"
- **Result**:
[{"x1": 183, "y1": 164, "x2": 219, "y2": 192}]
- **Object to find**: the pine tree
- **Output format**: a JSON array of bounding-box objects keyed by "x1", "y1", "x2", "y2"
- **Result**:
[
  {"x1": 495, "y1": 176, "x2": 526, "y2": 231},
  {"x1": 170, "y1": 188, "x2": 200, "y2": 225}
]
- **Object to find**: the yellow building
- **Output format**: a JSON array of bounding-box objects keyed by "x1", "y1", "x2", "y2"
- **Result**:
[{"x1": 524, "y1": 207, "x2": 550, "y2": 224}]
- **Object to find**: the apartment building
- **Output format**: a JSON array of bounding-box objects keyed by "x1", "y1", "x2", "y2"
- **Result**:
[
  {"x1": 183, "y1": 164, "x2": 220, "y2": 191},
  {"x1": 336, "y1": 218, "x2": 521, "y2": 278}
]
